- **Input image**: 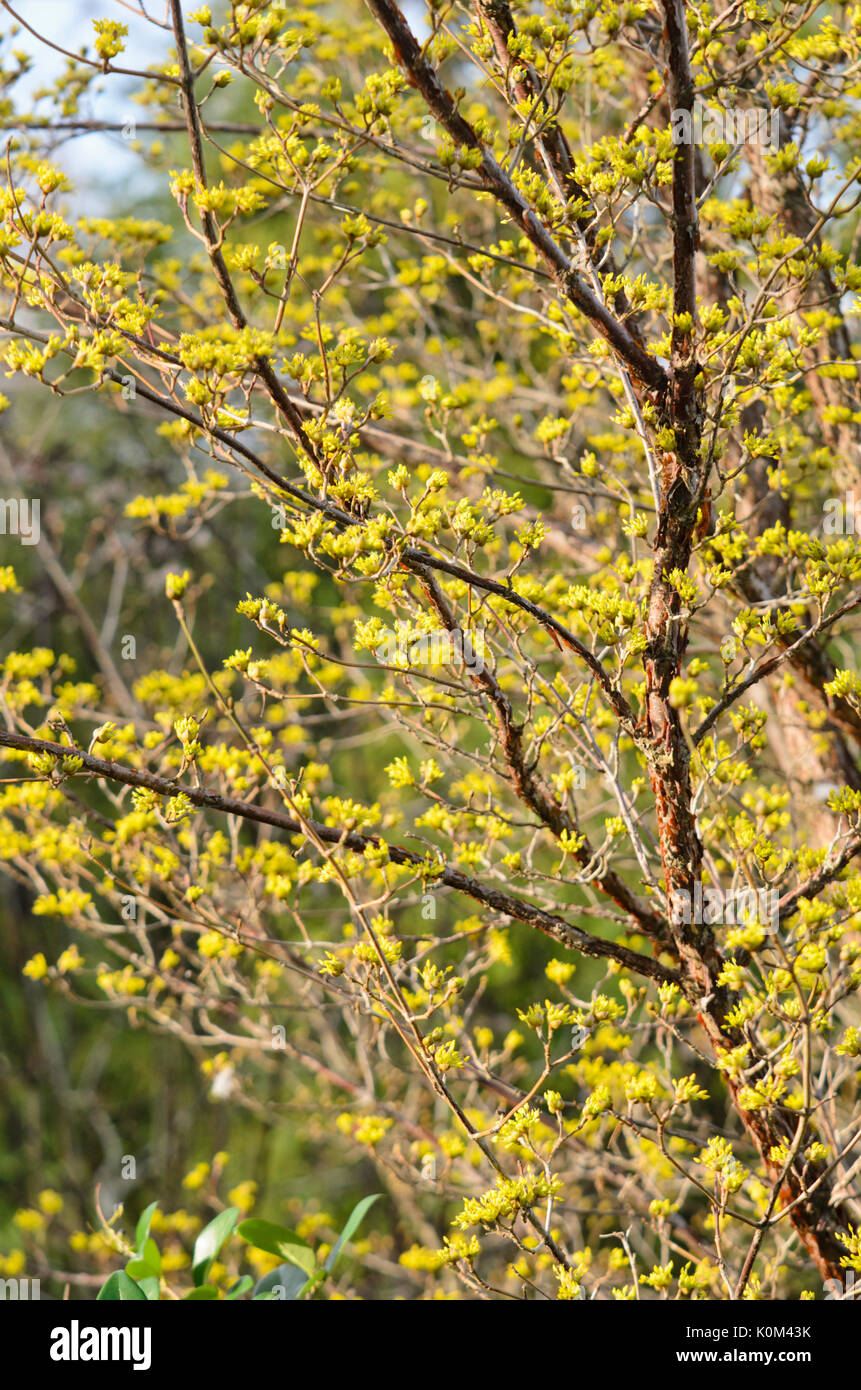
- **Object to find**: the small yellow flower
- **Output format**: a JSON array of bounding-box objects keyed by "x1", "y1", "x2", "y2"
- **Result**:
[
  {"x1": 13, "y1": 1208, "x2": 45, "y2": 1233},
  {"x1": 546, "y1": 959, "x2": 575, "y2": 986},
  {"x1": 161, "y1": 1246, "x2": 190, "y2": 1272},
  {"x1": 23, "y1": 953, "x2": 48, "y2": 981},
  {"x1": 353, "y1": 1116, "x2": 392, "y2": 1148},
  {"x1": 38, "y1": 1189, "x2": 63, "y2": 1215},
  {"x1": 228, "y1": 1180, "x2": 257, "y2": 1214},
  {"x1": 57, "y1": 945, "x2": 83, "y2": 974},
  {"x1": 246, "y1": 1247, "x2": 282, "y2": 1275},
  {"x1": 165, "y1": 569, "x2": 190, "y2": 599},
  {"x1": 182, "y1": 1162, "x2": 210, "y2": 1191}
]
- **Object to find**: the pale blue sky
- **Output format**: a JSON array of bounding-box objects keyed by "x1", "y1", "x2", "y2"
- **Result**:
[{"x1": 5, "y1": 2, "x2": 188, "y2": 203}]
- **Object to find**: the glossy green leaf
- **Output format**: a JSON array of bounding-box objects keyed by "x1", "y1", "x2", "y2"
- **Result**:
[
  {"x1": 325, "y1": 1194, "x2": 382, "y2": 1273},
  {"x1": 184, "y1": 1284, "x2": 219, "y2": 1299},
  {"x1": 135, "y1": 1201, "x2": 159, "y2": 1252},
  {"x1": 97, "y1": 1270, "x2": 148, "y2": 1302},
  {"x1": 224, "y1": 1275, "x2": 254, "y2": 1300},
  {"x1": 238, "y1": 1219, "x2": 316, "y2": 1278},
  {"x1": 251, "y1": 1264, "x2": 310, "y2": 1301},
  {"x1": 127, "y1": 1237, "x2": 161, "y2": 1277},
  {"x1": 127, "y1": 1273, "x2": 160, "y2": 1301},
  {"x1": 192, "y1": 1205, "x2": 240, "y2": 1287},
  {"x1": 126, "y1": 1233, "x2": 161, "y2": 1299}
]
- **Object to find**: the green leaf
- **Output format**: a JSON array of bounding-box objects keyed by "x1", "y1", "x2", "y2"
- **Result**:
[
  {"x1": 125, "y1": 1272, "x2": 160, "y2": 1301},
  {"x1": 135, "y1": 1201, "x2": 159, "y2": 1251},
  {"x1": 97, "y1": 1270, "x2": 148, "y2": 1302},
  {"x1": 238, "y1": 1219, "x2": 316, "y2": 1278},
  {"x1": 325, "y1": 1194, "x2": 382, "y2": 1273},
  {"x1": 251, "y1": 1264, "x2": 310, "y2": 1301},
  {"x1": 192, "y1": 1205, "x2": 240, "y2": 1287},
  {"x1": 224, "y1": 1275, "x2": 254, "y2": 1300},
  {"x1": 128, "y1": 1237, "x2": 161, "y2": 1277},
  {"x1": 126, "y1": 1234, "x2": 161, "y2": 1299},
  {"x1": 184, "y1": 1284, "x2": 219, "y2": 1300}
]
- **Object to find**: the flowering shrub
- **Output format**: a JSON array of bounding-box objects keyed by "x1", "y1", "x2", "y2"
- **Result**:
[{"x1": 2, "y1": 0, "x2": 861, "y2": 1301}]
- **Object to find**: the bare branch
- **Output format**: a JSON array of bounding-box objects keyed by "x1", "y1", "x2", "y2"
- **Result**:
[{"x1": 0, "y1": 729, "x2": 679, "y2": 986}]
